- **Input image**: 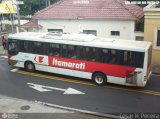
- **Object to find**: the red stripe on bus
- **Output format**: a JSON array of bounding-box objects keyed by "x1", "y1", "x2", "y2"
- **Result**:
[{"x1": 48, "y1": 56, "x2": 136, "y2": 78}]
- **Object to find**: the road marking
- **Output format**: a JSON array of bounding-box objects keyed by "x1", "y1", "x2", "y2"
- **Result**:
[
  {"x1": 27, "y1": 83, "x2": 85, "y2": 94},
  {"x1": 15, "y1": 70, "x2": 160, "y2": 96},
  {"x1": 28, "y1": 83, "x2": 52, "y2": 92},
  {"x1": 17, "y1": 70, "x2": 95, "y2": 86},
  {"x1": 10, "y1": 68, "x2": 19, "y2": 72},
  {"x1": 151, "y1": 74, "x2": 160, "y2": 76},
  {"x1": 104, "y1": 85, "x2": 160, "y2": 96},
  {"x1": 0, "y1": 56, "x2": 7, "y2": 59}
]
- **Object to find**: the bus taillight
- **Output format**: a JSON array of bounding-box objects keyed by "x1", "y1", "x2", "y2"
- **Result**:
[
  {"x1": 126, "y1": 70, "x2": 134, "y2": 78},
  {"x1": 126, "y1": 71, "x2": 137, "y2": 84}
]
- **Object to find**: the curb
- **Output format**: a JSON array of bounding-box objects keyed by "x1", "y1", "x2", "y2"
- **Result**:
[
  {"x1": 152, "y1": 73, "x2": 160, "y2": 76},
  {"x1": 0, "y1": 51, "x2": 7, "y2": 55},
  {"x1": 35, "y1": 101, "x2": 119, "y2": 119},
  {"x1": 151, "y1": 65, "x2": 160, "y2": 76},
  {"x1": 0, "y1": 94, "x2": 72, "y2": 114}
]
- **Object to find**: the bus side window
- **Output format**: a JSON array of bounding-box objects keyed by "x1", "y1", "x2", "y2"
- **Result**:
[
  {"x1": 49, "y1": 44, "x2": 60, "y2": 56},
  {"x1": 85, "y1": 47, "x2": 90, "y2": 60},
  {"x1": 19, "y1": 41, "x2": 28, "y2": 52},
  {"x1": 68, "y1": 45, "x2": 77, "y2": 59},
  {"x1": 109, "y1": 50, "x2": 117, "y2": 64},
  {"x1": 31, "y1": 42, "x2": 44, "y2": 55},
  {"x1": 100, "y1": 48, "x2": 112, "y2": 63},
  {"x1": 83, "y1": 47, "x2": 96, "y2": 61},
  {"x1": 79, "y1": 47, "x2": 96, "y2": 61},
  {"x1": 61, "y1": 44, "x2": 67, "y2": 57},
  {"x1": 117, "y1": 50, "x2": 124, "y2": 65},
  {"x1": 123, "y1": 51, "x2": 132, "y2": 66},
  {"x1": 79, "y1": 46, "x2": 86, "y2": 60},
  {"x1": 88, "y1": 47, "x2": 96, "y2": 61},
  {"x1": 122, "y1": 51, "x2": 141, "y2": 67},
  {"x1": 123, "y1": 51, "x2": 128, "y2": 65}
]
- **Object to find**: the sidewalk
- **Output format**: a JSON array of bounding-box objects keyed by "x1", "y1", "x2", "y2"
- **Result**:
[
  {"x1": 0, "y1": 95, "x2": 105, "y2": 119},
  {"x1": 0, "y1": 95, "x2": 71, "y2": 114},
  {"x1": 151, "y1": 64, "x2": 160, "y2": 75},
  {"x1": 0, "y1": 94, "x2": 72, "y2": 119},
  {"x1": 0, "y1": 46, "x2": 7, "y2": 56}
]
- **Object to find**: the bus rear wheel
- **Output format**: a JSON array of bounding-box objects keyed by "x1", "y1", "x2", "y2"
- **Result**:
[
  {"x1": 25, "y1": 62, "x2": 35, "y2": 72},
  {"x1": 92, "y1": 73, "x2": 107, "y2": 86}
]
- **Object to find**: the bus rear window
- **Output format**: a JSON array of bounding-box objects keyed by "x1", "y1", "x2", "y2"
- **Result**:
[{"x1": 118, "y1": 50, "x2": 144, "y2": 68}]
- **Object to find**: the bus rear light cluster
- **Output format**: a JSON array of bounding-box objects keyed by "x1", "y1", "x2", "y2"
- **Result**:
[
  {"x1": 126, "y1": 71, "x2": 135, "y2": 78},
  {"x1": 126, "y1": 71, "x2": 137, "y2": 84}
]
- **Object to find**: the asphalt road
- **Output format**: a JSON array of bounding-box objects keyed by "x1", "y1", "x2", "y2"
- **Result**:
[{"x1": 0, "y1": 55, "x2": 160, "y2": 118}]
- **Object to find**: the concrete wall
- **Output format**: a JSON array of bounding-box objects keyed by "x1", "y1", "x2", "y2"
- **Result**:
[
  {"x1": 144, "y1": 9, "x2": 160, "y2": 65},
  {"x1": 38, "y1": 19, "x2": 135, "y2": 40}
]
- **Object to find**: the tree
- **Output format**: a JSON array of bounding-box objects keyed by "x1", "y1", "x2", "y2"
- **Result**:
[
  {"x1": 128, "y1": 0, "x2": 160, "y2": 8},
  {"x1": 20, "y1": 0, "x2": 60, "y2": 16}
]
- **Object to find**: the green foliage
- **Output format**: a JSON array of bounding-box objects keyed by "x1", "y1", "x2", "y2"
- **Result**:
[
  {"x1": 128, "y1": 0, "x2": 160, "y2": 7},
  {"x1": 20, "y1": 0, "x2": 157, "y2": 15},
  {"x1": 20, "y1": 0, "x2": 60, "y2": 16}
]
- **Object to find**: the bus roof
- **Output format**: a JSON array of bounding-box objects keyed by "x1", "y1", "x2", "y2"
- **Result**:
[{"x1": 8, "y1": 32, "x2": 151, "y2": 52}]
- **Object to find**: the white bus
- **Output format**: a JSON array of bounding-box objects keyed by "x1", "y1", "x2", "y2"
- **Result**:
[{"x1": 7, "y1": 32, "x2": 152, "y2": 87}]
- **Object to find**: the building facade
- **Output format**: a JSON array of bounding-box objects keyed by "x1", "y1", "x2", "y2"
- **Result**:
[
  {"x1": 38, "y1": 19, "x2": 136, "y2": 40},
  {"x1": 33, "y1": 0, "x2": 144, "y2": 40},
  {"x1": 144, "y1": 4, "x2": 160, "y2": 65}
]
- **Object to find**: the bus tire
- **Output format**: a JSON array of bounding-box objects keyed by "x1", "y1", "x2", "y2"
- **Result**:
[
  {"x1": 92, "y1": 72, "x2": 107, "y2": 86},
  {"x1": 25, "y1": 62, "x2": 35, "y2": 72}
]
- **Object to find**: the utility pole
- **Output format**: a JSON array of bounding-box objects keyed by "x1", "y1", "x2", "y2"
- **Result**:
[
  {"x1": 48, "y1": 0, "x2": 50, "y2": 6},
  {"x1": 14, "y1": 0, "x2": 23, "y2": 33},
  {"x1": 46, "y1": 0, "x2": 50, "y2": 7},
  {"x1": 0, "y1": 0, "x2": 1, "y2": 31},
  {"x1": 45, "y1": 0, "x2": 47, "y2": 7},
  {"x1": 16, "y1": 0, "x2": 20, "y2": 32},
  {"x1": 0, "y1": 14, "x2": 2, "y2": 31}
]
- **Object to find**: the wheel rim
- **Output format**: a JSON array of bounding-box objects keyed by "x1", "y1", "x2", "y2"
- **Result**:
[
  {"x1": 27, "y1": 63, "x2": 33, "y2": 70},
  {"x1": 95, "y1": 75, "x2": 104, "y2": 84}
]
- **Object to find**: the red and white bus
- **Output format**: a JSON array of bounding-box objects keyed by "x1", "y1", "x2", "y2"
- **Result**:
[{"x1": 7, "y1": 32, "x2": 152, "y2": 87}]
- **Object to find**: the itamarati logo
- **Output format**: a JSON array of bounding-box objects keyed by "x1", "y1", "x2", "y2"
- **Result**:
[
  {"x1": 125, "y1": 0, "x2": 160, "y2": 5},
  {"x1": 52, "y1": 58, "x2": 86, "y2": 70}
]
